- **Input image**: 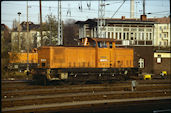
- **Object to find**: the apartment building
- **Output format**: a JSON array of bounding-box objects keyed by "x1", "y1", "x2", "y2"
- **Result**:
[
  {"x1": 11, "y1": 21, "x2": 51, "y2": 52},
  {"x1": 152, "y1": 17, "x2": 170, "y2": 47}
]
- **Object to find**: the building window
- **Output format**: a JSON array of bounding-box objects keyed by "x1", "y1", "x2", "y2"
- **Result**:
[
  {"x1": 159, "y1": 42, "x2": 162, "y2": 46},
  {"x1": 127, "y1": 33, "x2": 129, "y2": 40},
  {"x1": 131, "y1": 33, "x2": 133, "y2": 40},
  {"x1": 115, "y1": 33, "x2": 118, "y2": 39},
  {"x1": 160, "y1": 34, "x2": 162, "y2": 38},
  {"x1": 123, "y1": 33, "x2": 126, "y2": 40},
  {"x1": 157, "y1": 55, "x2": 161, "y2": 63},
  {"x1": 119, "y1": 32, "x2": 122, "y2": 39},
  {"x1": 164, "y1": 26, "x2": 166, "y2": 29},
  {"x1": 164, "y1": 34, "x2": 167, "y2": 38},
  {"x1": 108, "y1": 27, "x2": 114, "y2": 31},
  {"x1": 160, "y1": 26, "x2": 162, "y2": 30},
  {"x1": 139, "y1": 28, "x2": 144, "y2": 31},
  {"x1": 123, "y1": 28, "x2": 129, "y2": 31},
  {"x1": 146, "y1": 33, "x2": 148, "y2": 40},
  {"x1": 103, "y1": 32, "x2": 106, "y2": 38},
  {"x1": 139, "y1": 33, "x2": 141, "y2": 40},
  {"x1": 142, "y1": 33, "x2": 144, "y2": 40},
  {"x1": 149, "y1": 33, "x2": 152, "y2": 40},
  {"x1": 131, "y1": 28, "x2": 136, "y2": 31},
  {"x1": 108, "y1": 32, "x2": 110, "y2": 38},
  {"x1": 139, "y1": 58, "x2": 144, "y2": 68},
  {"x1": 135, "y1": 33, "x2": 137, "y2": 40},
  {"x1": 164, "y1": 41, "x2": 168, "y2": 46},
  {"x1": 146, "y1": 28, "x2": 152, "y2": 32},
  {"x1": 115, "y1": 28, "x2": 122, "y2": 31},
  {"x1": 112, "y1": 32, "x2": 114, "y2": 39}
]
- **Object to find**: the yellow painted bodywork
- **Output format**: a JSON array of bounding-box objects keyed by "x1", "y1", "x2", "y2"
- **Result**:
[
  {"x1": 38, "y1": 45, "x2": 134, "y2": 69},
  {"x1": 9, "y1": 52, "x2": 38, "y2": 63},
  {"x1": 38, "y1": 46, "x2": 96, "y2": 68},
  {"x1": 114, "y1": 48, "x2": 134, "y2": 68}
]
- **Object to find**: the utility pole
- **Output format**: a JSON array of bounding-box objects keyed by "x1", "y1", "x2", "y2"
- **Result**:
[
  {"x1": 17, "y1": 12, "x2": 21, "y2": 52},
  {"x1": 39, "y1": 0, "x2": 43, "y2": 46},
  {"x1": 97, "y1": 0, "x2": 109, "y2": 38},
  {"x1": 57, "y1": 0, "x2": 63, "y2": 45},
  {"x1": 26, "y1": 1, "x2": 29, "y2": 72},
  {"x1": 49, "y1": 6, "x2": 52, "y2": 45},
  {"x1": 98, "y1": 0, "x2": 105, "y2": 38}
]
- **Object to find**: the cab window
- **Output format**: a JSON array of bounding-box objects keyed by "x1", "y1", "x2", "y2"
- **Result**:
[
  {"x1": 89, "y1": 41, "x2": 96, "y2": 47},
  {"x1": 98, "y1": 42, "x2": 102, "y2": 48},
  {"x1": 98, "y1": 42, "x2": 107, "y2": 48},
  {"x1": 109, "y1": 42, "x2": 113, "y2": 48}
]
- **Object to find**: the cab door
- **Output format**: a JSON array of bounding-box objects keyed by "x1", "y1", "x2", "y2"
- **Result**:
[
  {"x1": 96, "y1": 42, "x2": 111, "y2": 68},
  {"x1": 109, "y1": 42, "x2": 116, "y2": 68}
]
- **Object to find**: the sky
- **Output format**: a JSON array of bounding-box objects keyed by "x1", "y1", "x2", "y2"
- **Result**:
[{"x1": 1, "y1": 0, "x2": 170, "y2": 29}]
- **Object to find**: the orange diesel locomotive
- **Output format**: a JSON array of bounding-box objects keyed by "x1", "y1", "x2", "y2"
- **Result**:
[{"x1": 33, "y1": 38, "x2": 138, "y2": 82}]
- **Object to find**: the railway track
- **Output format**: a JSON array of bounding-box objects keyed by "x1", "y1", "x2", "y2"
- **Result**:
[
  {"x1": 2, "y1": 79, "x2": 171, "y2": 113},
  {"x1": 2, "y1": 79, "x2": 170, "y2": 86},
  {"x1": 2, "y1": 84, "x2": 171, "y2": 98},
  {"x1": 2, "y1": 79, "x2": 171, "y2": 91},
  {"x1": 2, "y1": 89, "x2": 171, "y2": 108}
]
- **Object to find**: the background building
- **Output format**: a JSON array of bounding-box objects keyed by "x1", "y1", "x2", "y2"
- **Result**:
[
  {"x1": 153, "y1": 50, "x2": 171, "y2": 75},
  {"x1": 75, "y1": 16, "x2": 157, "y2": 73},
  {"x1": 11, "y1": 21, "x2": 53, "y2": 52},
  {"x1": 152, "y1": 17, "x2": 170, "y2": 47},
  {"x1": 76, "y1": 16, "x2": 156, "y2": 47}
]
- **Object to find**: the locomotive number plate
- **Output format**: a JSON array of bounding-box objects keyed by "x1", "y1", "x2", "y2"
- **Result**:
[
  {"x1": 41, "y1": 59, "x2": 46, "y2": 62},
  {"x1": 100, "y1": 59, "x2": 107, "y2": 62}
]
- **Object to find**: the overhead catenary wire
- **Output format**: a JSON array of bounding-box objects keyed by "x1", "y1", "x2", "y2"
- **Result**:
[
  {"x1": 111, "y1": 0, "x2": 126, "y2": 18},
  {"x1": 147, "y1": 10, "x2": 170, "y2": 14},
  {"x1": 2, "y1": 1, "x2": 170, "y2": 27},
  {"x1": 2, "y1": 2, "x2": 170, "y2": 15}
]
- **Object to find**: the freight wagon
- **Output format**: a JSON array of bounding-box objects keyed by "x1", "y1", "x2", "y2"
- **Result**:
[
  {"x1": 32, "y1": 38, "x2": 139, "y2": 83},
  {"x1": 8, "y1": 51, "x2": 38, "y2": 72}
]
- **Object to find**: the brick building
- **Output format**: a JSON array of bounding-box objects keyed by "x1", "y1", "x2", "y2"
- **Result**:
[
  {"x1": 153, "y1": 50, "x2": 171, "y2": 75},
  {"x1": 75, "y1": 16, "x2": 156, "y2": 47}
]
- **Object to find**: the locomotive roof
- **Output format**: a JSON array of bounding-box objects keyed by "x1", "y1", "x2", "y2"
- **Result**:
[
  {"x1": 91, "y1": 38, "x2": 116, "y2": 42},
  {"x1": 80, "y1": 37, "x2": 116, "y2": 43}
]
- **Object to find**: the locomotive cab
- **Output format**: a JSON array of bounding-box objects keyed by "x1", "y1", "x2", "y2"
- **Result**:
[{"x1": 80, "y1": 37, "x2": 116, "y2": 49}]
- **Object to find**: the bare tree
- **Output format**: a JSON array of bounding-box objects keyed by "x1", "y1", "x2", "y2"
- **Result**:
[
  {"x1": 41, "y1": 15, "x2": 79, "y2": 46},
  {"x1": 42, "y1": 14, "x2": 58, "y2": 46},
  {"x1": 12, "y1": 19, "x2": 19, "y2": 30},
  {"x1": 1, "y1": 29, "x2": 13, "y2": 77}
]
